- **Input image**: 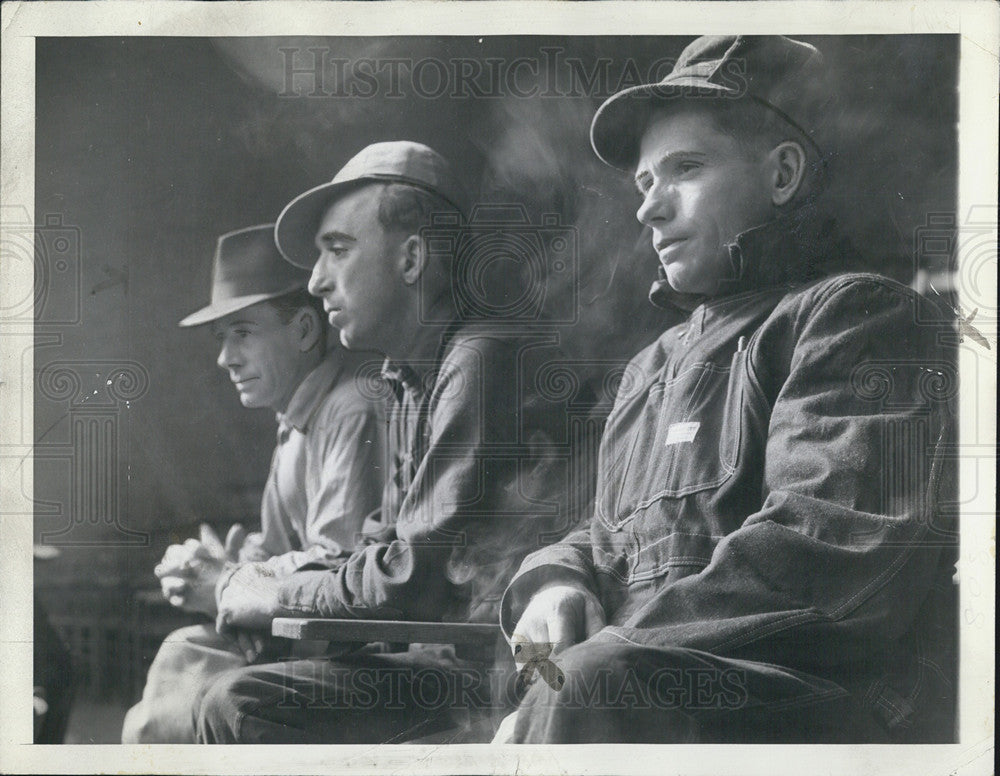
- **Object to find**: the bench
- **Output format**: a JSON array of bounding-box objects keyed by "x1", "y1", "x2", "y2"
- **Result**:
[{"x1": 271, "y1": 617, "x2": 506, "y2": 743}]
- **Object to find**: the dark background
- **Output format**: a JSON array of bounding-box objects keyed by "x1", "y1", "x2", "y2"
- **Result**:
[{"x1": 31, "y1": 35, "x2": 957, "y2": 720}]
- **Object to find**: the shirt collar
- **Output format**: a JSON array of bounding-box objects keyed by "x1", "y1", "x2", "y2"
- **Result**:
[
  {"x1": 276, "y1": 347, "x2": 345, "y2": 433},
  {"x1": 380, "y1": 320, "x2": 462, "y2": 400},
  {"x1": 649, "y1": 207, "x2": 859, "y2": 314}
]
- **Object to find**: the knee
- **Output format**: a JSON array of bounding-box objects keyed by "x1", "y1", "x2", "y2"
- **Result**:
[
  {"x1": 120, "y1": 706, "x2": 147, "y2": 744},
  {"x1": 195, "y1": 668, "x2": 250, "y2": 744}
]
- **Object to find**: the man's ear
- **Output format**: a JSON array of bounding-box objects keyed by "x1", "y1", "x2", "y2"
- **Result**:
[
  {"x1": 768, "y1": 140, "x2": 807, "y2": 207},
  {"x1": 295, "y1": 307, "x2": 322, "y2": 353},
  {"x1": 399, "y1": 234, "x2": 427, "y2": 286}
]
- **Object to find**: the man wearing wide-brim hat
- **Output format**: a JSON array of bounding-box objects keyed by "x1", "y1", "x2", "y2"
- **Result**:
[
  {"x1": 122, "y1": 224, "x2": 385, "y2": 743},
  {"x1": 497, "y1": 35, "x2": 957, "y2": 743},
  {"x1": 193, "y1": 142, "x2": 581, "y2": 744}
]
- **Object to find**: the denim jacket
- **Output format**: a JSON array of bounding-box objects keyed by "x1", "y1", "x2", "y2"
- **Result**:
[{"x1": 501, "y1": 215, "x2": 958, "y2": 737}]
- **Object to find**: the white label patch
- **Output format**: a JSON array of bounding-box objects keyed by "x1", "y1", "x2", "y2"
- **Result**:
[{"x1": 665, "y1": 421, "x2": 701, "y2": 445}]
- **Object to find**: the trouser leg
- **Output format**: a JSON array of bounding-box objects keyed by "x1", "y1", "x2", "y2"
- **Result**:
[
  {"x1": 196, "y1": 646, "x2": 494, "y2": 744},
  {"x1": 512, "y1": 640, "x2": 890, "y2": 744},
  {"x1": 122, "y1": 624, "x2": 246, "y2": 743}
]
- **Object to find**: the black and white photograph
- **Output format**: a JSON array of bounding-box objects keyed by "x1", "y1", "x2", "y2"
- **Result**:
[{"x1": 1, "y1": 2, "x2": 996, "y2": 774}]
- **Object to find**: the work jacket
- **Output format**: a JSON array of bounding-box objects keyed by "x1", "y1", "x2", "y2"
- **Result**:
[{"x1": 501, "y1": 213, "x2": 958, "y2": 738}]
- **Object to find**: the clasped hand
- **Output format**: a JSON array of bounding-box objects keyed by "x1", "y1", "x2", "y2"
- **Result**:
[{"x1": 155, "y1": 523, "x2": 248, "y2": 617}]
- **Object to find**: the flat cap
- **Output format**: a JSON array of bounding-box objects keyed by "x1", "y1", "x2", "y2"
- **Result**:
[
  {"x1": 275, "y1": 141, "x2": 470, "y2": 269},
  {"x1": 591, "y1": 35, "x2": 826, "y2": 170}
]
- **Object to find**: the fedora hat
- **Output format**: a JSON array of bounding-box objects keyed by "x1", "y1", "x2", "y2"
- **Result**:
[
  {"x1": 275, "y1": 141, "x2": 470, "y2": 269},
  {"x1": 178, "y1": 224, "x2": 311, "y2": 327},
  {"x1": 591, "y1": 35, "x2": 826, "y2": 170}
]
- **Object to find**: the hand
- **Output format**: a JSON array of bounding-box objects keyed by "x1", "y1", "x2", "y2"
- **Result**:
[
  {"x1": 228, "y1": 628, "x2": 283, "y2": 664},
  {"x1": 154, "y1": 538, "x2": 214, "y2": 579},
  {"x1": 510, "y1": 581, "x2": 606, "y2": 661},
  {"x1": 236, "y1": 531, "x2": 269, "y2": 563},
  {"x1": 216, "y1": 562, "x2": 284, "y2": 633},
  {"x1": 155, "y1": 525, "x2": 250, "y2": 615}
]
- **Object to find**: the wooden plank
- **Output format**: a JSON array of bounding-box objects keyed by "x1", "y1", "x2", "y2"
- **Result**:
[{"x1": 272, "y1": 617, "x2": 501, "y2": 644}]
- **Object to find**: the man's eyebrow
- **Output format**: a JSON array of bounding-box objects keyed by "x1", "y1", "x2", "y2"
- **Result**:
[
  {"x1": 215, "y1": 319, "x2": 259, "y2": 332},
  {"x1": 315, "y1": 229, "x2": 356, "y2": 247},
  {"x1": 635, "y1": 150, "x2": 708, "y2": 183}
]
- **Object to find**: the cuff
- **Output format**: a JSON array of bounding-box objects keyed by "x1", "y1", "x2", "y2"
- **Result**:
[
  {"x1": 499, "y1": 546, "x2": 596, "y2": 640},
  {"x1": 213, "y1": 561, "x2": 241, "y2": 609}
]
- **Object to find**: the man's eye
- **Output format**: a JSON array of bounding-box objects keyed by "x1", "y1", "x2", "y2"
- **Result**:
[{"x1": 677, "y1": 161, "x2": 702, "y2": 175}]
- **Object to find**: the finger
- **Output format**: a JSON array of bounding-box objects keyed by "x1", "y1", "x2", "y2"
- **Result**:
[
  {"x1": 546, "y1": 609, "x2": 575, "y2": 655},
  {"x1": 155, "y1": 546, "x2": 190, "y2": 576},
  {"x1": 235, "y1": 631, "x2": 257, "y2": 663},
  {"x1": 252, "y1": 633, "x2": 265, "y2": 656},
  {"x1": 582, "y1": 595, "x2": 607, "y2": 640},
  {"x1": 224, "y1": 524, "x2": 248, "y2": 562},
  {"x1": 160, "y1": 576, "x2": 188, "y2": 598},
  {"x1": 511, "y1": 618, "x2": 549, "y2": 662},
  {"x1": 199, "y1": 523, "x2": 225, "y2": 557},
  {"x1": 169, "y1": 595, "x2": 185, "y2": 608},
  {"x1": 216, "y1": 610, "x2": 233, "y2": 638},
  {"x1": 184, "y1": 538, "x2": 213, "y2": 562}
]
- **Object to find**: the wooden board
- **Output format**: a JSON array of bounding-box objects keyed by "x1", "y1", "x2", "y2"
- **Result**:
[{"x1": 272, "y1": 617, "x2": 501, "y2": 644}]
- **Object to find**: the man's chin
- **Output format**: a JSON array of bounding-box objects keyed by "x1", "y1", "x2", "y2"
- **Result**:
[
  {"x1": 238, "y1": 393, "x2": 263, "y2": 409},
  {"x1": 338, "y1": 328, "x2": 367, "y2": 351},
  {"x1": 663, "y1": 265, "x2": 712, "y2": 297}
]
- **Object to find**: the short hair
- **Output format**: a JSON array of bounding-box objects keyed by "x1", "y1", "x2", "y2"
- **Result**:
[
  {"x1": 376, "y1": 182, "x2": 462, "y2": 237},
  {"x1": 266, "y1": 288, "x2": 328, "y2": 349}
]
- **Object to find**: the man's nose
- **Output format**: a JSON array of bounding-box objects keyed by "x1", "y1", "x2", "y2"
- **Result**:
[
  {"x1": 636, "y1": 181, "x2": 674, "y2": 227},
  {"x1": 308, "y1": 256, "x2": 333, "y2": 297},
  {"x1": 216, "y1": 339, "x2": 238, "y2": 370}
]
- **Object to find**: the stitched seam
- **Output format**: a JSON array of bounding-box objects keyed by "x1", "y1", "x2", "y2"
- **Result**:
[{"x1": 714, "y1": 611, "x2": 821, "y2": 653}]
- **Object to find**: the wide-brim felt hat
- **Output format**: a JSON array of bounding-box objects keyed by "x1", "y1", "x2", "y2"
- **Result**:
[
  {"x1": 591, "y1": 35, "x2": 826, "y2": 170},
  {"x1": 275, "y1": 141, "x2": 470, "y2": 269},
  {"x1": 178, "y1": 224, "x2": 311, "y2": 327}
]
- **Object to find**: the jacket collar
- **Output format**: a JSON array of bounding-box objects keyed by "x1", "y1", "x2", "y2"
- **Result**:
[
  {"x1": 277, "y1": 347, "x2": 345, "y2": 433},
  {"x1": 649, "y1": 207, "x2": 858, "y2": 313},
  {"x1": 380, "y1": 319, "x2": 463, "y2": 400}
]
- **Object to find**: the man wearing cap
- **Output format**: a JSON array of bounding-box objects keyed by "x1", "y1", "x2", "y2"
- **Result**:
[
  {"x1": 122, "y1": 224, "x2": 385, "y2": 743},
  {"x1": 497, "y1": 35, "x2": 957, "y2": 743},
  {"x1": 193, "y1": 142, "x2": 577, "y2": 744}
]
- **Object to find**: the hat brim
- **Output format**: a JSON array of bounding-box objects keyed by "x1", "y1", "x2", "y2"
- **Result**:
[
  {"x1": 590, "y1": 80, "x2": 732, "y2": 171},
  {"x1": 275, "y1": 179, "x2": 370, "y2": 270},
  {"x1": 177, "y1": 285, "x2": 305, "y2": 328}
]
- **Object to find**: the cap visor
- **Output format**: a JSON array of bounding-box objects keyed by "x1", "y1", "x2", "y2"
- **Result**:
[
  {"x1": 177, "y1": 287, "x2": 304, "y2": 327},
  {"x1": 590, "y1": 81, "x2": 731, "y2": 170},
  {"x1": 275, "y1": 179, "x2": 364, "y2": 270}
]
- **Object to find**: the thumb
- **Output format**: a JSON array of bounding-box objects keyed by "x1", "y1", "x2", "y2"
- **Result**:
[
  {"x1": 224, "y1": 524, "x2": 248, "y2": 562},
  {"x1": 199, "y1": 523, "x2": 225, "y2": 557}
]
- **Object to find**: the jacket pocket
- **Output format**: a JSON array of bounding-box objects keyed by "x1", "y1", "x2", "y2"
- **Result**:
[{"x1": 596, "y1": 354, "x2": 745, "y2": 530}]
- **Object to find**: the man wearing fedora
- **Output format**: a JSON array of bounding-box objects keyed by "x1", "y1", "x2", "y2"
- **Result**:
[
  {"x1": 497, "y1": 35, "x2": 957, "y2": 743},
  {"x1": 122, "y1": 224, "x2": 385, "y2": 743},
  {"x1": 192, "y1": 142, "x2": 578, "y2": 743}
]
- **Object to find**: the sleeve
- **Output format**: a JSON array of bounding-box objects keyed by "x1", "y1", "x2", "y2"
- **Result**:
[
  {"x1": 602, "y1": 278, "x2": 958, "y2": 665},
  {"x1": 258, "y1": 405, "x2": 385, "y2": 578},
  {"x1": 498, "y1": 526, "x2": 597, "y2": 639},
  {"x1": 274, "y1": 335, "x2": 569, "y2": 623}
]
